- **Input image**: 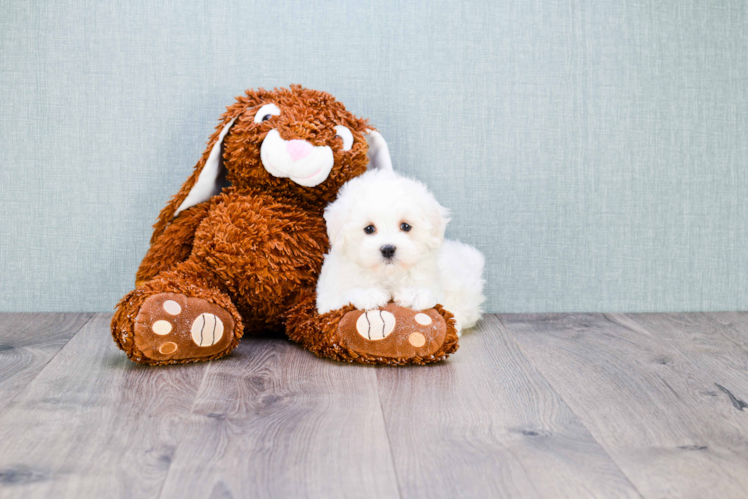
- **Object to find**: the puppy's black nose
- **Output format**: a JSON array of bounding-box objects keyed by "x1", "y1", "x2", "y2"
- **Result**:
[{"x1": 380, "y1": 245, "x2": 396, "y2": 259}]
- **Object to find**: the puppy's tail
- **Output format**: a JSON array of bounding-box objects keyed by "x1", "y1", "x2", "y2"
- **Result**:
[{"x1": 439, "y1": 240, "x2": 486, "y2": 333}]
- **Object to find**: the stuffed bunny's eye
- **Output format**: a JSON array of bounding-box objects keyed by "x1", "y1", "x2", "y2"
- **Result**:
[
  {"x1": 334, "y1": 125, "x2": 354, "y2": 151},
  {"x1": 254, "y1": 103, "x2": 281, "y2": 123}
]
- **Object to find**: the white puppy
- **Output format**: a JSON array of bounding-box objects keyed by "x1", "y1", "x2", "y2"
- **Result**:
[{"x1": 316, "y1": 169, "x2": 485, "y2": 335}]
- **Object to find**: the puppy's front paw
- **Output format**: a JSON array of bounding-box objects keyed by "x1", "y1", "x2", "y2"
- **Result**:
[
  {"x1": 394, "y1": 288, "x2": 437, "y2": 311},
  {"x1": 347, "y1": 288, "x2": 391, "y2": 311}
]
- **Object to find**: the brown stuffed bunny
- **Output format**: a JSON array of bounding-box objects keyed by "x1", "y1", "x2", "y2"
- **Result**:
[{"x1": 111, "y1": 85, "x2": 458, "y2": 365}]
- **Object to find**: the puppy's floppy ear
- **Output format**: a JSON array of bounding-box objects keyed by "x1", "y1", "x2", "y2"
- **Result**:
[
  {"x1": 364, "y1": 130, "x2": 393, "y2": 172},
  {"x1": 150, "y1": 111, "x2": 242, "y2": 244},
  {"x1": 425, "y1": 196, "x2": 451, "y2": 249},
  {"x1": 323, "y1": 184, "x2": 354, "y2": 248}
]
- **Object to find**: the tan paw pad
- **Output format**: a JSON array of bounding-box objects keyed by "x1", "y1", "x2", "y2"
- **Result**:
[
  {"x1": 414, "y1": 313, "x2": 432, "y2": 325},
  {"x1": 191, "y1": 313, "x2": 224, "y2": 347},
  {"x1": 152, "y1": 320, "x2": 172, "y2": 335},
  {"x1": 408, "y1": 332, "x2": 426, "y2": 347},
  {"x1": 159, "y1": 342, "x2": 178, "y2": 355},
  {"x1": 356, "y1": 310, "x2": 396, "y2": 340},
  {"x1": 163, "y1": 300, "x2": 182, "y2": 315}
]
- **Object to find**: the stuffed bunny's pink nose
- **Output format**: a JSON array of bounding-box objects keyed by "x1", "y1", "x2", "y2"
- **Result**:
[{"x1": 286, "y1": 140, "x2": 313, "y2": 162}]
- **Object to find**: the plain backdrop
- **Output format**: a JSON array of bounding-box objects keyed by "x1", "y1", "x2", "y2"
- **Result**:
[{"x1": 1, "y1": 0, "x2": 747, "y2": 313}]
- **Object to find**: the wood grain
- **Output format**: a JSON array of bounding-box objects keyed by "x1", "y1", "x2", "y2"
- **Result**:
[
  {"x1": 159, "y1": 335, "x2": 399, "y2": 498},
  {"x1": 0, "y1": 313, "x2": 92, "y2": 415},
  {"x1": 502, "y1": 313, "x2": 748, "y2": 498},
  {"x1": 376, "y1": 316, "x2": 640, "y2": 498},
  {"x1": 703, "y1": 311, "x2": 748, "y2": 354},
  {"x1": 2, "y1": 312, "x2": 748, "y2": 498},
  {"x1": 0, "y1": 313, "x2": 208, "y2": 498},
  {"x1": 613, "y1": 313, "x2": 748, "y2": 413}
]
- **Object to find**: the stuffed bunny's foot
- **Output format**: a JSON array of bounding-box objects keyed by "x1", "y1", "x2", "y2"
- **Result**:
[
  {"x1": 129, "y1": 292, "x2": 236, "y2": 363},
  {"x1": 285, "y1": 290, "x2": 459, "y2": 365},
  {"x1": 337, "y1": 303, "x2": 456, "y2": 363}
]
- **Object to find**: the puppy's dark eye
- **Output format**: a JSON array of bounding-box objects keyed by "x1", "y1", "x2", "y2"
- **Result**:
[
  {"x1": 364, "y1": 225, "x2": 376, "y2": 235},
  {"x1": 400, "y1": 223, "x2": 412, "y2": 232},
  {"x1": 262, "y1": 114, "x2": 272, "y2": 122}
]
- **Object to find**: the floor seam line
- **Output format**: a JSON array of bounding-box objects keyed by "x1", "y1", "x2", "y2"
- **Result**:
[
  {"x1": 374, "y1": 368, "x2": 405, "y2": 499},
  {"x1": 156, "y1": 358, "x2": 213, "y2": 499}
]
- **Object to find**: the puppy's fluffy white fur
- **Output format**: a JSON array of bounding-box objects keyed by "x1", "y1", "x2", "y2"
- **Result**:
[{"x1": 316, "y1": 169, "x2": 485, "y2": 335}]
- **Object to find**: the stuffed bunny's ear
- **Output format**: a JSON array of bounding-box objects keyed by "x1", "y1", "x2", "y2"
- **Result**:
[
  {"x1": 364, "y1": 130, "x2": 393, "y2": 172},
  {"x1": 174, "y1": 117, "x2": 237, "y2": 216}
]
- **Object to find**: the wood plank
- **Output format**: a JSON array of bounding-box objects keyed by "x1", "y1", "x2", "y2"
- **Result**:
[
  {"x1": 0, "y1": 313, "x2": 92, "y2": 415},
  {"x1": 376, "y1": 316, "x2": 639, "y2": 498},
  {"x1": 613, "y1": 313, "x2": 748, "y2": 412},
  {"x1": 502, "y1": 313, "x2": 748, "y2": 498},
  {"x1": 0, "y1": 313, "x2": 208, "y2": 498},
  {"x1": 159, "y1": 335, "x2": 400, "y2": 498},
  {"x1": 703, "y1": 311, "x2": 748, "y2": 354}
]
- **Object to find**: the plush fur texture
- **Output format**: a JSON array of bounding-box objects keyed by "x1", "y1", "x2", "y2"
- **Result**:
[
  {"x1": 112, "y1": 86, "x2": 460, "y2": 365},
  {"x1": 316, "y1": 169, "x2": 486, "y2": 334}
]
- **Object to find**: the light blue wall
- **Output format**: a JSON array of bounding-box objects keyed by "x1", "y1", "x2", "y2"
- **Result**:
[{"x1": 1, "y1": 0, "x2": 747, "y2": 313}]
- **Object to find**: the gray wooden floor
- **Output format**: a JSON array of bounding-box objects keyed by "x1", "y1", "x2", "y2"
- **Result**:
[{"x1": 1, "y1": 313, "x2": 747, "y2": 498}]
